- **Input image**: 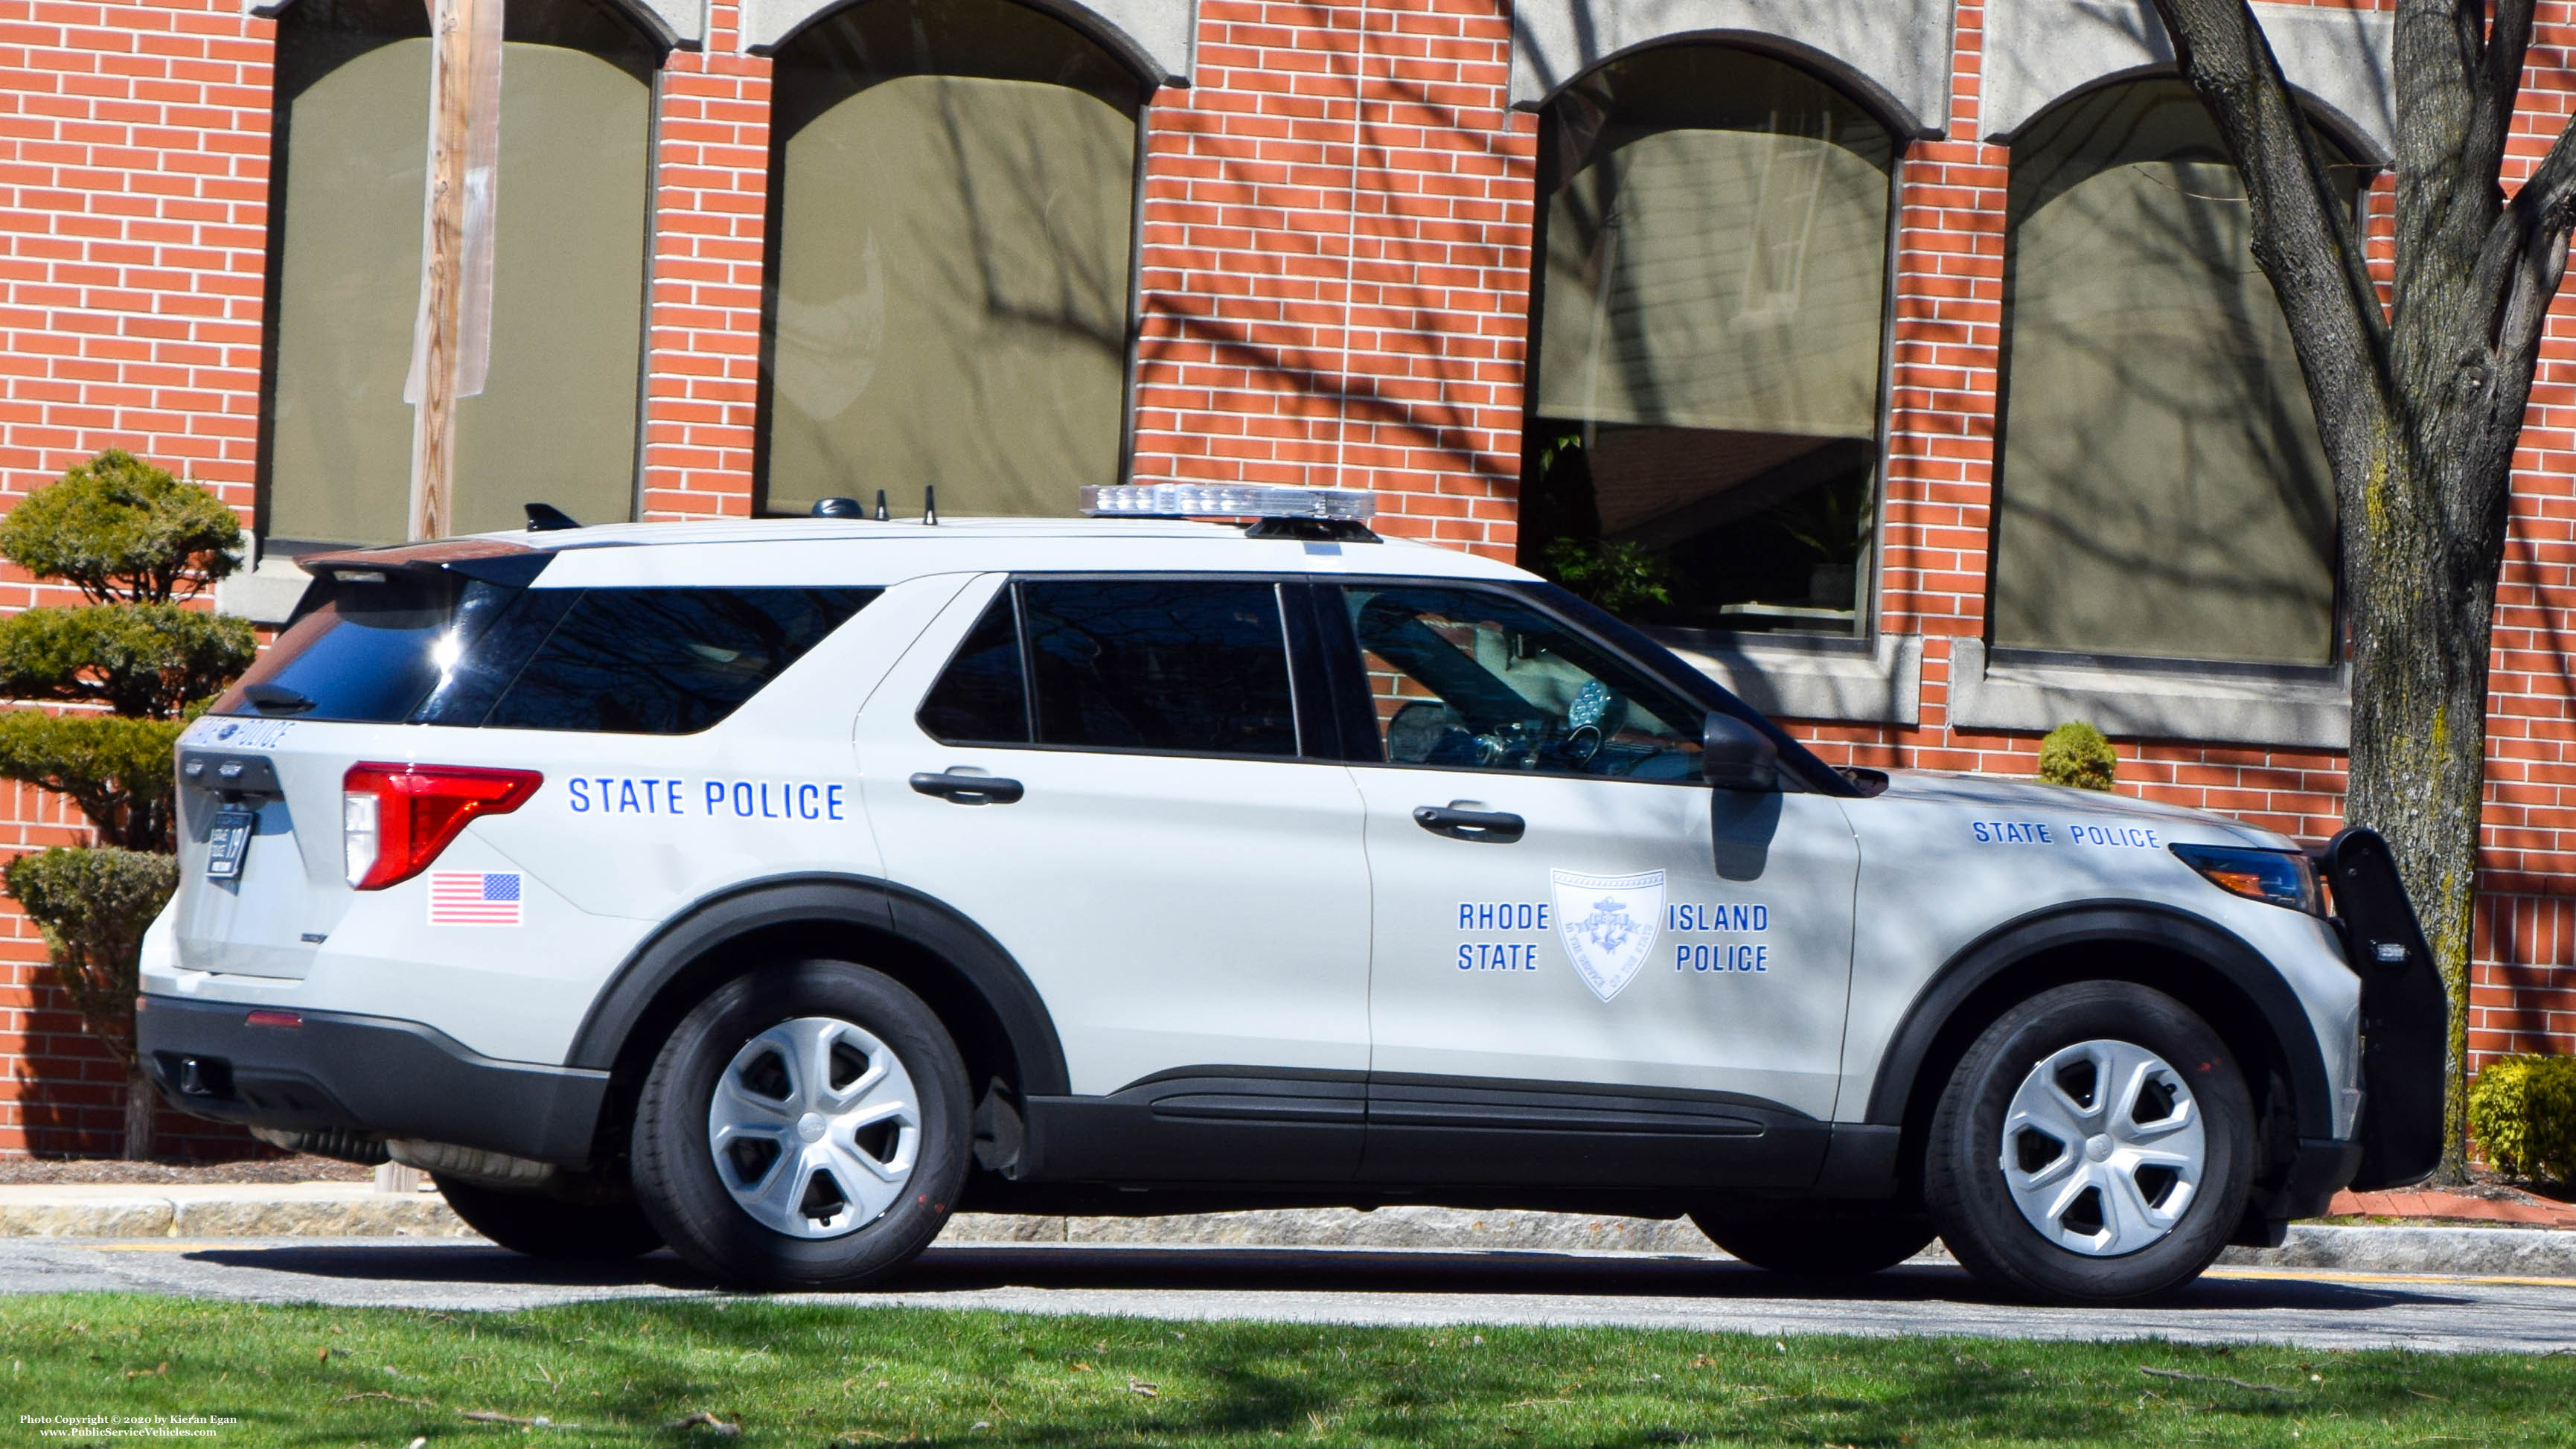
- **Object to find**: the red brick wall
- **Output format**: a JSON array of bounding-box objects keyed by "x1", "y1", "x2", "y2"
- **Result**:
[
  {"x1": 2, "y1": 0, "x2": 2574, "y2": 1156},
  {"x1": 0, "y1": 0, "x2": 273, "y2": 1155},
  {"x1": 1128, "y1": 0, "x2": 1532, "y2": 554}
]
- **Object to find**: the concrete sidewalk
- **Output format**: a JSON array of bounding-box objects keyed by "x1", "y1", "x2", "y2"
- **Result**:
[{"x1": 4, "y1": 1183, "x2": 2573, "y2": 1280}]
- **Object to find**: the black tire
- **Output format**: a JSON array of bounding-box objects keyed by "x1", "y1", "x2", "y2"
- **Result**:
[
  {"x1": 435, "y1": 1176, "x2": 663, "y2": 1260},
  {"x1": 630, "y1": 959, "x2": 971, "y2": 1290},
  {"x1": 1693, "y1": 1209, "x2": 1936, "y2": 1277},
  {"x1": 1925, "y1": 981, "x2": 2253, "y2": 1305}
]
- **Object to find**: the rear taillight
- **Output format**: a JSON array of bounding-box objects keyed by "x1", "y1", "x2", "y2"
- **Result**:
[{"x1": 342, "y1": 762, "x2": 542, "y2": 889}]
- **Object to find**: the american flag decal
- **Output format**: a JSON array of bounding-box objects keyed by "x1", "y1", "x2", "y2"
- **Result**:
[{"x1": 428, "y1": 871, "x2": 523, "y2": 927}]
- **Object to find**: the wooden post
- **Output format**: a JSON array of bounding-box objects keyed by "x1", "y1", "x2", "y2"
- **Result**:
[{"x1": 407, "y1": 0, "x2": 479, "y2": 541}]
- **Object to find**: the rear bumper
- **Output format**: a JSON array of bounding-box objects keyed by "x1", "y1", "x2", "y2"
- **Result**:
[{"x1": 136, "y1": 994, "x2": 607, "y2": 1165}]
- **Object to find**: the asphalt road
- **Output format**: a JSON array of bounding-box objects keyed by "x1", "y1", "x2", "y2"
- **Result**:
[{"x1": 4, "y1": 1237, "x2": 2572, "y2": 1354}]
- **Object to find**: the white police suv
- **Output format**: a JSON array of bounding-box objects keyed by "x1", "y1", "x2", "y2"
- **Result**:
[{"x1": 139, "y1": 486, "x2": 2443, "y2": 1304}]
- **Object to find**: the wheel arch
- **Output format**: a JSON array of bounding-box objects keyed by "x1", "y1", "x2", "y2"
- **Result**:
[
  {"x1": 1864, "y1": 902, "x2": 2334, "y2": 1187},
  {"x1": 569, "y1": 874, "x2": 1071, "y2": 1112}
]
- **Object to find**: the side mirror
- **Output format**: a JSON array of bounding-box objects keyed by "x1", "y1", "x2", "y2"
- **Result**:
[{"x1": 1701, "y1": 712, "x2": 1780, "y2": 792}]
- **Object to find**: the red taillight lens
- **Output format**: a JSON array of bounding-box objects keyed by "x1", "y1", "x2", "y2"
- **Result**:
[{"x1": 342, "y1": 762, "x2": 542, "y2": 890}]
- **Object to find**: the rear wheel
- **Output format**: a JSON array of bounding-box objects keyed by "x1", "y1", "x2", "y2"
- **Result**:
[
  {"x1": 435, "y1": 1176, "x2": 662, "y2": 1260},
  {"x1": 1924, "y1": 981, "x2": 2253, "y2": 1305},
  {"x1": 630, "y1": 959, "x2": 971, "y2": 1290},
  {"x1": 1693, "y1": 1209, "x2": 1935, "y2": 1277}
]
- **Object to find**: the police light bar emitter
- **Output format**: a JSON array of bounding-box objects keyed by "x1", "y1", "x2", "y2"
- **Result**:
[{"x1": 1078, "y1": 484, "x2": 1377, "y2": 522}]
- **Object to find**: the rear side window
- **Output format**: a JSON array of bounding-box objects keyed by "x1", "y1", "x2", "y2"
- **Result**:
[
  {"x1": 220, "y1": 575, "x2": 876, "y2": 735},
  {"x1": 917, "y1": 580, "x2": 1299, "y2": 758},
  {"x1": 470, "y1": 588, "x2": 878, "y2": 734}
]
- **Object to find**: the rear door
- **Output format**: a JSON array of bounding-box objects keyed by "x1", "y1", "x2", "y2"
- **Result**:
[{"x1": 854, "y1": 574, "x2": 1373, "y2": 1179}]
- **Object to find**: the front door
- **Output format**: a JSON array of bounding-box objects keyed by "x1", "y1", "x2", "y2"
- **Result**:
[{"x1": 1323, "y1": 582, "x2": 1861, "y2": 1186}]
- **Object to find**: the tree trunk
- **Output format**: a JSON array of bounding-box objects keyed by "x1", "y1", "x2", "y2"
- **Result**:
[{"x1": 123, "y1": 1061, "x2": 154, "y2": 1162}]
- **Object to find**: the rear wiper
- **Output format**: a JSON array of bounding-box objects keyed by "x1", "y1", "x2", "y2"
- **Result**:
[{"x1": 244, "y1": 682, "x2": 316, "y2": 714}]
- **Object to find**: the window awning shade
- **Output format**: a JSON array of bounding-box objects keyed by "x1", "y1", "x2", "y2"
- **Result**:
[
  {"x1": 762, "y1": 0, "x2": 1142, "y2": 519},
  {"x1": 1535, "y1": 50, "x2": 1893, "y2": 441},
  {"x1": 1991, "y1": 81, "x2": 2348, "y2": 666}
]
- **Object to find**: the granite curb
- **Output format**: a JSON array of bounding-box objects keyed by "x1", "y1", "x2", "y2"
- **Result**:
[{"x1": 3, "y1": 1187, "x2": 2571, "y2": 1280}]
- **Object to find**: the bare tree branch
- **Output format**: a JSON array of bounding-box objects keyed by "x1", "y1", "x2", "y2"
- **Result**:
[{"x1": 2150, "y1": 0, "x2": 2394, "y2": 433}]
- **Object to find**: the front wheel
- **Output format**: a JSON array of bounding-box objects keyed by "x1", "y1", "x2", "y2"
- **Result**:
[
  {"x1": 1924, "y1": 981, "x2": 2253, "y2": 1305},
  {"x1": 630, "y1": 959, "x2": 971, "y2": 1290},
  {"x1": 1692, "y1": 1209, "x2": 1935, "y2": 1277}
]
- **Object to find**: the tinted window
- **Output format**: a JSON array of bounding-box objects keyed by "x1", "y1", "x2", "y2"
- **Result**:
[
  {"x1": 1020, "y1": 580, "x2": 1297, "y2": 756},
  {"x1": 475, "y1": 587, "x2": 878, "y2": 734},
  {"x1": 1343, "y1": 585, "x2": 1702, "y2": 780},
  {"x1": 918, "y1": 593, "x2": 1029, "y2": 744},
  {"x1": 219, "y1": 569, "x2": 508, "y2": 723}
]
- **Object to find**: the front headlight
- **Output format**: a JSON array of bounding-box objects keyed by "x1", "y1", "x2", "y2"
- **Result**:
[{"x1": 2170, "y1": 843, "x2": 2322, "y2": 915}]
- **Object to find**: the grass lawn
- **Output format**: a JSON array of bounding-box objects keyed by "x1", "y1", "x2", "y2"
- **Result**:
[{"x1": 4, "y1": 1293, "x2": 2571, "y2": 1447}]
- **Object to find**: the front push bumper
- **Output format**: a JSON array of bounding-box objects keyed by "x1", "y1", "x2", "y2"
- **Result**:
[{"x1": 137, "y1": 994, "x2": 608, "y2": 1165}]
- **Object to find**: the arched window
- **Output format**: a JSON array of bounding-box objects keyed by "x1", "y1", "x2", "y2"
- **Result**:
[
  {"x1": 263, "y1": 0, "x2": 659, "y2": 546},
  {"x1": 760, "y1": 0, "x2": 1144, "y2": 517},
  {"x1": 1989, "y1": 80, "x2": 2354, "y2": 665},
  {"x1": 1522, "y1": 45, "x2": 1895, "y2": 635}
]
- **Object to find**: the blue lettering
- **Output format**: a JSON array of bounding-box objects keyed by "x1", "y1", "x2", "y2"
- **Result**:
[
  {"x1": 619, "y1": 781, "x2": 640, "y2": 814},
  {"x1": 827, "y1": 784, "x2": 846, "y2": 821},
  {"x1": 1972, "y1": 822, "x2": 1989, "y2": 842},
  {"x1": 798, "y1": 783, "x2": 819, "y2": 819},
  {"x1": 569, "y1": 779, "x2": 590, "y2": 813},
  {"x1": 1459, "y1": 944, "x2": 1474, "y2": 970},
  {"x1": 732, "y1": 783, "x2": 752, "y2": 817},
  {"x1": 668, "y1": 780, "x2": 685, "y2": 815},
  {"x1": 706, "y1": 781, "x2": 726, "y2": 814}
]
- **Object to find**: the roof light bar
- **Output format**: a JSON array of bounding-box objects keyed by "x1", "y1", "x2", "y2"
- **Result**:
[{"x1": 1078, "y1": 484, "x2": 1376, "y2": 522}]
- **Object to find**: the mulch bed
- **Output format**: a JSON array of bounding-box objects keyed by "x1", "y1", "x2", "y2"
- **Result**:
[{"x1": 0, "y1": 1154, "x2": 372, "y2": 1185}]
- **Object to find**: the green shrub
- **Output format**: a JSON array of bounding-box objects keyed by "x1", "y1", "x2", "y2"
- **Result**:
[
  {"x1": 0, "y1": 603, "x2": 255, "y2": 720},
  {"x1": 0, "y1": 448, "x2": 242, "y2": 605},
  {"x1": 1543, "y1": 537, "x2": 1674, "y2": 615},
  {"x1": 2469, "y1": 1055, "x2": 2576, "y2": 1183},
  {"x1": 2038, "y1": 720, "x2": 2118, "y2": 791},
  {"x1": 3, "y1": 846, "x2": 176, "y2": 1074},
  {"x1": 0, "y1": 711, "x2": 188, "y2": 852}
]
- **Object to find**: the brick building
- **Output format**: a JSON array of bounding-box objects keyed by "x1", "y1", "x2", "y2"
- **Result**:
[{"x1": 0, "y1": 0, "x2": 2569, "y2": 1155}]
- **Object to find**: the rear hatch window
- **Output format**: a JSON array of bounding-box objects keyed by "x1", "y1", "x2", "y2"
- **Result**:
[{"x1": 216, "y1": 564, "x2": 878, "y2": 735}]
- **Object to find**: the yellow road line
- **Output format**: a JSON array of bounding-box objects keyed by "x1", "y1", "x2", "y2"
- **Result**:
[{"x1": 2207, "y1": 1264, "x2": 2576, "y2": 1289}]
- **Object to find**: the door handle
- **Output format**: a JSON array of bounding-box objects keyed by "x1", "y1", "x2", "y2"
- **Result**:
[
  {"x1": 910, "y1": 771, "x2": 1024, "y2": 806},
  {"x1": 1413, "y1": 805, "x2": 1524, "y2": 843}
]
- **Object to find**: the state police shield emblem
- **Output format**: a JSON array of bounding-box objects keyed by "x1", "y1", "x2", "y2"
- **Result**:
[{"x1": 1550, "y1": 869, "x2": 1666, "y2": 1002}]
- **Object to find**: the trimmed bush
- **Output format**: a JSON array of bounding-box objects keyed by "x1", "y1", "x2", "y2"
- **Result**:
[
  {"x1": 4, "y1": 845, "x2": 175, "y2": 1071},
  {"x1": 0, "y1": 448, "x2": 241, "y2": 605},
  {"x1": 2469, "y1": 1055, "x2": 2576, "y2": 1184},
  {"x1": 0, "y1": 604, "x2": 255, "y2": 720},
  {"x1": 0, "y1": 712, "x2": 189, "y2": 853},
  {"x1": 2039, "y1": 720, "x2": 2118, "y2": 791}
]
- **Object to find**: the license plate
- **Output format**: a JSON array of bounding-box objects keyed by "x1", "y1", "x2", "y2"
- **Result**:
[{"x1": 205, "y1": 807, "x2": 255, "y2": 880}]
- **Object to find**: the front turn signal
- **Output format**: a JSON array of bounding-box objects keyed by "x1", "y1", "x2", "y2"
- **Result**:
[{"x1": 2170, "y1": 843, "x2": 2322, "y2": 915}]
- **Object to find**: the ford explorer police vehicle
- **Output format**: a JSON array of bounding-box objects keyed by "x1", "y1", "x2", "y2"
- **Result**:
[{"x1": 139, "y1": 485, "x2": 2442, "y2": 1305}]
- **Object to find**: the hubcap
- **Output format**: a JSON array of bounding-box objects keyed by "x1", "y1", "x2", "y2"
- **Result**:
[
  {"x1": 706, "y1": 1016, "x2": 921, "y2": 1239},
  {"x1": 1998, "y1": 1038, "x2": 2205, "y2": 1257}
]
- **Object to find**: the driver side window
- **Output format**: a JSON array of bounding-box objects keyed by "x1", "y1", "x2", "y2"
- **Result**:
[{"x1": 1342, "y1": 585, "x2": 1703, "y2": 781}]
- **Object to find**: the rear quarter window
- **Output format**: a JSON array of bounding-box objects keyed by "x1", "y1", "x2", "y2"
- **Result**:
[{"x1": 219, "y1": 578, "x2": 877, "y2": 734}]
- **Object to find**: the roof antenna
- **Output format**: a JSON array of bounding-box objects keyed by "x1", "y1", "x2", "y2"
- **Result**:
[
  {"x1": 874, "y1": 489, "x2": 889, "y2": 522},
  {"x1": 809, "y1": 496, "x2": 863, "y2": 518},
  {"x1": 525, "y1": 502, "x2": 580, "y2": 532},
  {"x1": 922, "y1": 485, "x2": 938, "y2": 526}
]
